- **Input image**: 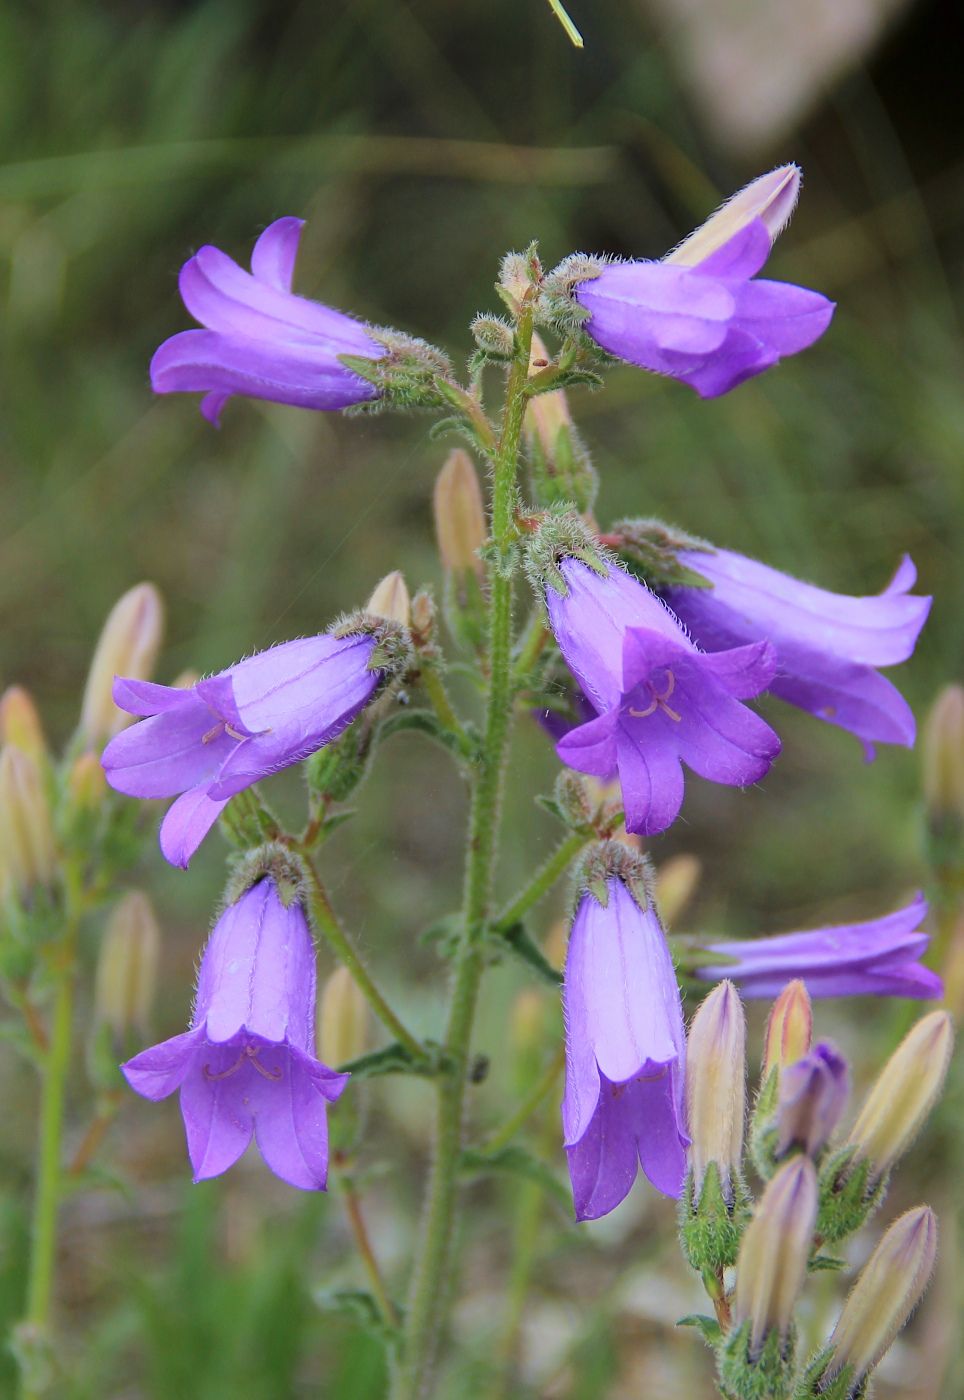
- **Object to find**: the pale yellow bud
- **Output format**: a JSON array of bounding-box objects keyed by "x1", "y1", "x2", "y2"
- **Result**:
[
  {"x1": 846, "y1": 1010, "x2": 953, "y2": 1183},
  {"x1": 666, "y1": 164, "x2": 800, "y2": 268},
  {"x1": 67, "y1": 751, "x2": 108, "y2": 809},
  {"x1": 366, "y1": 571, "x2": 411, "y2": 627},
  {"x1": 543, "y1": 918, "x2": 569, "y2": 973},
  {"x1": 0, "y1": 745, "x2": 55, "y2": 896},
  {"x1": 318, "y1": 965, "x2": 369, "y2": 1068},
  {"x1": 525, "y1": 332, "x2": 572, "y2": 456},
  {"x1": 762, "y1": 980, "x2": 813, "y2": 1078},
  {"x1": 172, "y1": 668, "x2": 200, "y2": 690},
  {"x1": 826, "y1": 1207, "x2": 938, "y2": 1387},
  {"x1": 654, "y1": 854, "x2": 701, "y2": 927},
  {"x1": 734, "y1": 1156, "x2": 818, "y2": 1356},
  {"x1": 95, "y1": 891, "x2": 160, "y2": 1038},
  {"x1": 686, "y1": 980, "x2": 746, "y2": 1197},
  {"x1": 0, "y1": 687, "x2": 46, "y2": 764},
  {"x1": 433, "y1": 450, "x2": 486, "y2": 580},
  {"x1": 80, "y1": 584, "x2": 165, "y2": 744},
  {"x1": 923, "y1": 684, "x2": 964, "y2": 826}
]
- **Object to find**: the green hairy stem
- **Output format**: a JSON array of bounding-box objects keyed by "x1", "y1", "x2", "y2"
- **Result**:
[{"x1": 391, "y1": 307, "x2": 535, "y2": 1400}]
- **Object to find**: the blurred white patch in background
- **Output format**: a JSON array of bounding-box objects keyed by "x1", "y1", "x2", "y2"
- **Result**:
[{"x1": 642, "y1": 0, "x2": 916, "y2": 151}]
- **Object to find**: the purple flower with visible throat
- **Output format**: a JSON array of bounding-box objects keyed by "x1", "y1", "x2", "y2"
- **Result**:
[
  {"x1": 662, "y1": 547, "x2": 931, "y2": 757},
  {"x1": 544, "y1": 554, "x2": 781, "y2": 835},
  {"x1": 563, "y1": 853, "x2": 689, "y2": 1219},
  {"x1": 102, "y1": 629, "x2": 388, "y2": 869},
  {"x1": 122, "y1": 877, "x2": 348, "y2": 1189},
  {"x1": 546, "y1": 166, "x2": 834, "y2": 399},
  {"x1": 695, "y1": 893, "x2": 943, "y2": 1000},
  {"x1": 150, "y1": 217, "x2": 385, "y2": 424}
]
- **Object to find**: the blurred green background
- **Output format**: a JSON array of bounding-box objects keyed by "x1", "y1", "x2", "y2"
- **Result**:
[{"x1": 1, "y1": 0, "x2": 963, "y2": 1395}]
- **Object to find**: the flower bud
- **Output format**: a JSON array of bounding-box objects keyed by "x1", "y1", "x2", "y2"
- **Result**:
[
  {"x1": 80, "y1": 584, "x2": 164, "y2": 744},
  {"x1": 0, "y1": 745, "x2": 55, "y2": 896},
  {"x1": 846, "y1": 1010, "x2": 953, "y2": 1183},
  {"x1": 825, "y1": 1206, "x2": 938, "y2": 1389},
  {"x1": 654, "y1": 853, "x2": 701, "y2": 928},
  {"x1": 762, "y1": 979, "x2": 812, "y2": 1078},
  {"x1": 95, "y1": 891, "x2": 160, "y2": 1039},
  {"x1": 68, "y1": 751, "x2": 108, "y2": 809},
  {"x1": 434, "y1": 450, "x2": 486, "y2": 580},
  {"x1": 923, "y1": 684, "x2": 964, "y2": 829},
  {"x1": 366, "y1": 571, "x2": 411, "y2": 627},
  {"x1": 0, "y1": 688, "x2": 46, "y2": 764},
  {"x1": 774, "y1": 1042, "x2": 848, "y2": 1159},
  {"x1": 318, "y1": 965, "x2": 369, "y2": 1068},
  {"x1": 666, "y1": 164, "x2": 800, "y2": 268},
  {"x1": 686, "y1": 980, "x2": 746, "y2": 1199},
  {"x1": 524, "y1": 333, "x2": 597, "y2": 514},
  {"x1": 410, "y1": 590, "x2": 436, "y2": 649},
  {"x1": 734, "y1": 1156, "x2": 818, "y2": 1356}
]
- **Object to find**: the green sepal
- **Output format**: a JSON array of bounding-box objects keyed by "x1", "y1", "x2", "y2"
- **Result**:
[
  {"x1": 336, "y1": 1040, "x2": 450, "y2": 1079},
  {"x1": 417, "y1": 914, "x2": 463, "y2": 962},
  {"x1": 808, "y1": 1254, "x2": 847, "y2": 1273},
  {"x1": 376, "y1": 708, "x2": 481, "y2": 765},
  {"x1": 816, "y1": 1149, "x2": 888, "y2": 1245},
  {"x1": 459, "y1": 1145, "x2": 571, "y2": 1210},
  {"x1": 535, "y1": 794, "x2": 567, "y2": 825},
  {"x1": 718, "y1": 1319, "x2": 797, "y2": 1400},
  {"x1": 218, "y1": 786, "x2": 281, "y2": 852},
  {"x1": 677, "y1": 1314, "x2": 724, "y2": 1348},
  {"x1": 489, "y1": 919, "x2": 563, "y2": 987},
  {"x1": 305, "y1": 719, "x2": 374, "y2": 805},
  {"x1": 607, "y1": 516, "x2": 714, "y2": 591},
  {"x1": 792, "y1": 1349, "x2": 853, "y2": 1400},
  {"x1": 427, "y1": 415, "x2": 493, "y2": 459},
  {"x1": 679, "y1": 1162, "x2": 752, "y2": 1274}
]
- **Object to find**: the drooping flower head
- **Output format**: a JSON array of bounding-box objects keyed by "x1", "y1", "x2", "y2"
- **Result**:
[
  {"x1": 102, "y1": 619, "x2": 404, "y2": 868},
  {"x1": 122, "y1": 875, "x2": 348, "y2": 1189},
  {"x1": 542, "y1": 166, "x2": 834, "y2": 399},
  {"x1": 150, "y1": 217, "x2": 386, "y2": 424},
  {"x1": 659, "y1": 544, "x2": 931, "y2": 757},
  {"x1": 532, "y1": 523, "x2": 781, "y2": 835},
  {"x1": 562, "y1": 845, "x2": 688, "y2": 1219},
  {"x1": 695, "y1": 894, "x2": 943, "y2": 1000}
]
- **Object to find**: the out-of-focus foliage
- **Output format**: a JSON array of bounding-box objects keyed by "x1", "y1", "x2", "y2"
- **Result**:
[{"x1": 1, "y1": 0, "x2": 963, "y2": 1395}]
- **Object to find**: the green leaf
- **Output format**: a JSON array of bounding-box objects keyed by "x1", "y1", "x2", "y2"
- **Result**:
[
  {"x1": 0, "y1": 1020, "x2": 43, "y2": 1069},
  {"x1": 314, "y1": 1288, "x2": 400, "y2": 1350},
  {"x1": 336, "y1": 1041, "x2": 447, "y2": 1079},
  {"x1": 676, "y1": 1314, "x2": 723, "y2": 1347},
  {"x1": 535, "y1": 794, "x2": 567, "y2": 824},
  {"x1": 459, "y1": 1145, "x2": 571, "y2": 1210},
  {"x1": 492, "y1": 920, "x2": 563, "y2": 987},
  {"x1": 417, "y1": 914, "x2": 462, "y2": 960},
  {"x1": 376, "y1": 708, "x2": 479, "y2": 763}
]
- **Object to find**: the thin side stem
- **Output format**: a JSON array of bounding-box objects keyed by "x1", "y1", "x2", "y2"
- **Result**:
[
  {"x1": 420, "y1": 668, "x2": 470, "y2": 749},
  {"x1": 492, "y1": 830, "x2": 588, "y2": 934},
  {"x1": 510, "y1": 610, "x2": 549, "y2": 685},
  {"x1": 338, "y1": 1173, "x2": 399, "y2": 1329},
  {"x1": 392, "y1": 305, "x2": 534, "y2": 1400},
  {"x1": 482, "y1": 1042, "x2": 565, "y2": 1154},
  {"x1": 301, "y1": 853, "x2": 429, "y2": 1066},
  {"x1": 21, "y1": 971, "x2": 72, "y2": 1395}
]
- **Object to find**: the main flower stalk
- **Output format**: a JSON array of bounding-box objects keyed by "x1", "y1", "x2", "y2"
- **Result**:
[{"x1": 392, "y1": 307, "x2": 533, "y2": 1400}]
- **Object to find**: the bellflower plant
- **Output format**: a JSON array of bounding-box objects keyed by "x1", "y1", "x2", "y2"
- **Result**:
[
  {"x1": 662, "y1": 546, "x2": 931, "y2": 756},
  {"x1": 562, "y1": 848, "x2": 688, "y2": 1218},
  {"x1": 150, "y1": 217, "x2": 386, "y2": 424},
  {"x1": 8, "y1": 160, "x2": 952, "y2": 1400},
  {"x1": 102, "y1": 626, "x2": 399, "y2": 868},
  {"x1": 537, "y1": 549, "x2": 781, "y2": 834},
  {"x1": 693, "y1": 893, "x2": 943, "y2": 999},
  {"x1": 123, "y1": 874, "x2": 348, "y2": 1188}
]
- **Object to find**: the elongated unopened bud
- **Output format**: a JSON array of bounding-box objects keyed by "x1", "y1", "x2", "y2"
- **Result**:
[
  {"x1": 433, "y1": 450, "x2": 486, "y2": 580},
  {"x1": 0, "y1": 745, "x2": 55, "y2": 895},
  {"x1": 654, "y1": 853, "x2": 701, "y2": 927},
  {"x1": 686, "y1": 980, "x2": 746, "y2": 1198},
  {"x1": 318, "y1": 966, "x2": 369, "y2": 1068},
  {"x1": 762, "y1": 979, "x2": 812, "y2": 1078},
  {"x1": 0, "y1": 687, "x2": 46, "y2": 764},
  {"x1": 366, "y1": 571, "x2": 411, "y2": 627},
  {"x1": 524, "y1": 333, "x2": 597, "y2": 514},
  {"x1": 774, "y1": 1042, "x2": 848, "y2": 1159},
  {"x1": 68, "y1": 751, "x2": 108, "y2": 809},
  {"x1": 846, "y1": 1010, "x2": 953, "y2": 1183},
  {"x1": 80, "y1": 584, "x2": 164, "y2": 744},
  {"x1": 923, "y1": 684, "x2": 964, "y2": 828},
  {"x1": 95, "y1": 891, "x2": 160, "y2": 1038},
  {"x1": 825, "y1": 1207, "x2": 938, "y2": 1388},
  {"x1": 734, "y1": 1155, "x2": 817, "y2": 1357},
  {"x1": 666, "y1": 164, "x2": 800, "y2": 268}
]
